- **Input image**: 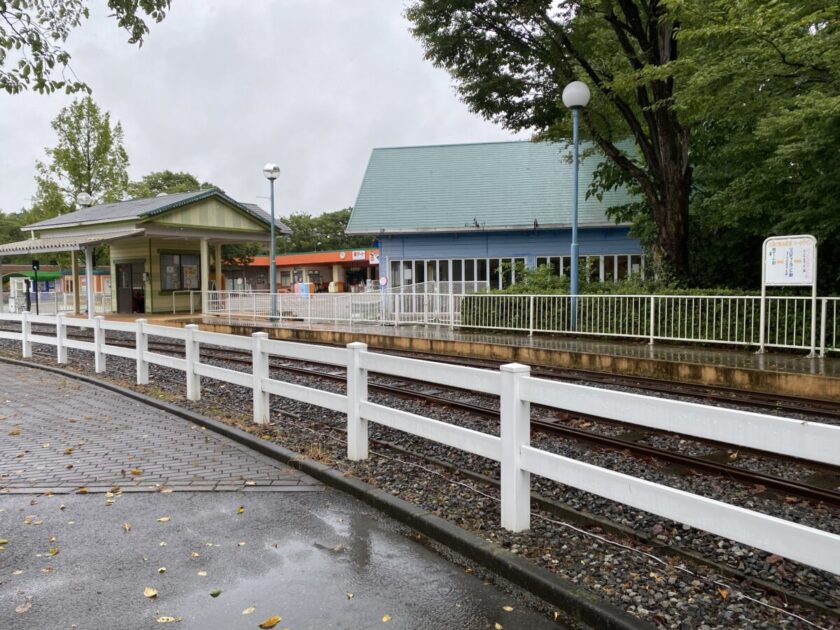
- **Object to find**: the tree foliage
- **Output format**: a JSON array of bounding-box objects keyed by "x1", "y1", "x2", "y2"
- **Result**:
[
  {"x1": 0, "y1": 0, "x2": 171, "y2": 94},
  {"x1": 674, "y1": 1, "x2": 840, "y2": 291},
  {"x1": 407, "y1": 0, "x2": 693, "y2": 276},
  {"x1": 127, "y1": 170, "x2": 215, "y2": 199},
  {"x1": 33, "y1": 95, "x2": 129, "y2": 219},
  {"x1": 277, "y1": 208, "x2": 372, "y2": 254}
]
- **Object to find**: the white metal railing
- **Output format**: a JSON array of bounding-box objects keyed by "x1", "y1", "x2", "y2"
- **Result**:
[
  {"x1": 386, "y1": 280, "x2": 489, "y2": 295},
  {"x1": 200, "y1": 291, "x2": 840, "y2": 355},
  {"x1": 0, "y1": 310, "x2": 838, "y2": 575},
  {"x1": 2, "y1": 291, "x2": 111, "y2": 315}
]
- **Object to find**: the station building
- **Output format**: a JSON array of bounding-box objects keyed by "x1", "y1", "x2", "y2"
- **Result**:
[
  {"x1": 0, "y1": 189, "x2": 288, "y2": 315},
  {"x1": 226, "y1": 248, "x2": 380, "y2": 293},
  {"x1": 346, "y1": 140, "x2": 644, "y2": 291}
]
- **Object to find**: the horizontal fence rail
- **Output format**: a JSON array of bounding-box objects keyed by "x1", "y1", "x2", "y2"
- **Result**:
[{"x1": 0, "y1": 311, "x2": 838, "y2": 575}]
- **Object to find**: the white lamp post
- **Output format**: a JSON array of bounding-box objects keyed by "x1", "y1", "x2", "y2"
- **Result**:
[
  {"x1": 262, "y1": 163, "x2": 280, "y2": 319},
  {"x1": 562, "y1": 80, "x2": 591, "y2": 331},
  {"x1": 76, "y1": 192, "x2": 95, "y2": 318}
]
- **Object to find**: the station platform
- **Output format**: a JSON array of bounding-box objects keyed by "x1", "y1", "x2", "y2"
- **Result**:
[
  {"x1": 187, "y1": 317, "x2": 840, "y2": 402},
  {"x1": 62, "y1": 313, "x2": 840, "y2": 401}
]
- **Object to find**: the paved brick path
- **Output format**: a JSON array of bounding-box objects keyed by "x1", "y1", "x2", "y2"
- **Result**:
[{"x1": 0, "y1": 362, "x2": 320, "y2": 493}]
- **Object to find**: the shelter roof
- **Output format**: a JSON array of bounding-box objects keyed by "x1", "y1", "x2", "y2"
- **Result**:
[
  {"x1": 24, "y1": 189, "x2": 290, "y2": 233},
  {"x1": 0, "y1": 229, "x2": 145, "y2": 255},
  {"x1": 346, "y1": 140, "x2": 636, "y2": 235}
]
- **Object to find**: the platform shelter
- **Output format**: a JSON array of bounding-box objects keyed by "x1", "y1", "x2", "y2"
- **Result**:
[{"x1": 0, "y1": 189, "x2": 289, "y2": 316}]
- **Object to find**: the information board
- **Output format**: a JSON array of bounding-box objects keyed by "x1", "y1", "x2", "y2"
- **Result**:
[{"x1": 763, "y1": 235, "x2": 816, "y2": 286}]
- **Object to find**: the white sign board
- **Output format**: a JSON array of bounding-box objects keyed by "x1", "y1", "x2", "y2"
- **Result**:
[
  {"x1": 759, "y1": 234, "x2": 818, "y2": 356},
  {"x1": 763, "y1": 235, "x2": 817, "y2": 286}
]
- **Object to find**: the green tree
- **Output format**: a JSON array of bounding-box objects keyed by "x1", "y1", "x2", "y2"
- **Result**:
[
  {"x1": 0, "y1": 211, "x2": 25, "y2": 263},
  {"x1": 127, "y1": 170, "x2": 216, "y2": 198},
  {"x1": 407, "y1": 1, "x2": 692, "y2": 276},
  {"x1": 33, "y1": 96, "x2": 129, "y2": 216},
  {"x1": 277, "y1": 208, "x2": 371, "y2": 254},
  {"x1": 675, "y1": 1, "x2": 840, "y2": 290},
  {"x1": 0, "y1": 0, "x2": 171, "y2": 95}
]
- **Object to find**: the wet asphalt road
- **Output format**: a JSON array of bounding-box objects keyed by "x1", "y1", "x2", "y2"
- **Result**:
[{"x1": 0, "y1": 490, "x2": 559, "y2": 629}]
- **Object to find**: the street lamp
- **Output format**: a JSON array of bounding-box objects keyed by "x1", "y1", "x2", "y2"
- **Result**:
[
  {"x1": 262, "y1": 163, "x2": 280, "y2": 319},
  {"x1": 562, "y1": 80, "x2": 591, "y2": 331}
]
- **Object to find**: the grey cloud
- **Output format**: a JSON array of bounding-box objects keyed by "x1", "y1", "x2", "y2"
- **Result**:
[{"x1": 0, "y1": 1, "x2": 527, "y2": 217}]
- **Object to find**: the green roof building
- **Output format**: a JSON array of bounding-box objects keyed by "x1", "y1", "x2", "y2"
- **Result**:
[{"x1": 346, "y1": 140, "x2": 644, "y2": 290}]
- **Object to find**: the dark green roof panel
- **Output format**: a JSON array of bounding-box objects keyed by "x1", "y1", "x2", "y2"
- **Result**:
[
  {"x1": 346, "y1": 140, "x2": 636, "y2": 234},
  {"x1": 25, "y1": 189, "x2": 290, "y2": 233}
]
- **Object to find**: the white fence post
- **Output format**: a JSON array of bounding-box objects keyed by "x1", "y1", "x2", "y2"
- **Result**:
[
  {"x1": 93, "y1": 315, "x2": 106, "y2": 373},
  {"x1": 252, "y1": 332, "x2": 270, "y2": 424},
  {"x1": 185, "y1": 324, "x2": 200, "y2": 401},
  {"x1": 21, "y1": 310, "x2": 31, "y2": 358},
  {"x1": 136, "y1": 318, "x2": 149, "y2": 385},
  {"x1": 346, "y1": 342, "x2": 369, "y2": 461},
  {"x1": 649, "y1": 295, "x2": 655, "y2": 345},
  {"x1": 449, "y1": 293, "x2": 455, "y2": 328},
  {"x1": 56, "y1": 313, "x2": 67, "y2": 364},
  {"x1": 528, "y1": 295, "x2": 535, "y2": 336},
  {"x1": 820, "y1": 298, "x2": 828, "y2": 358},
  {"x1": 500, "y1": 362, "x2": 531, "y2": 531}
]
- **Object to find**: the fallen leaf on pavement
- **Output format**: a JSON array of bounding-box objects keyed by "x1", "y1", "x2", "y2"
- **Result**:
[
  {"x1": 197, "y1": 571, "x2": 207, "y2": 577},
  {"x1": 123, "y1": 522, "x2": 132, "y2": 533},
  {"x1": 156, "y1": 616, "x2": 182, "y2": 623},
  {"x1": 237, "y1": 506, "x2": 245, "y2": 514},
  {"x1": 382, "y1": 614, "x2": 392, "y2": 623},
  {"x1": 77, "y1": 487, "x2": 88, "y2": 494},
  {"x1": 242, "y1": 607, "x2": 255, "y2": 615},
  {"x1": 144, "y1": 587, "x2": 158, "y2": 599},
  {"x1": 15, "y1": 598, "x2": 32, "y2": 614},
  {"x1": 258, "y1": 616, "x2": 282, "y2": 629},
  {"x1": 63, "y1": 448, "x2": 73, "y2": 455},
  {"x1": 157, "y1": 516, "x2": 171, "y2": 523},
  {"x1": 346, "y1": 592, "x2": 354, "y2": 600},
  {"x1": 8, "y1": 428, "x2": 20, "y2": 436},
  {"x1": 130, "y1": 468, "x2": 143, "y2": 476},
  {"x1": 503, "y1": 606, "x2": 514, "y2": 612},
  {"x1": 210, "y1": 588, "x2": 222, "y2": 598},
  {"x1": 158, "y1": 567, "x2": 166, "y2": 574},
  {"x1": 0, "y1": 538, "x2": 9, "y2": 545},
  {"x1": 46, "y1": 548, "x2": 59, "y2": 556}
]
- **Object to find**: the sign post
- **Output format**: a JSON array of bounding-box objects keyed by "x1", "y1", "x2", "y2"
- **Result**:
[
  {"x1": 31, "y1": 259, "x2": 40, "y2": 316},
  {"x1": 759, "y1": 235, "x2": 817, "y2": 356}
]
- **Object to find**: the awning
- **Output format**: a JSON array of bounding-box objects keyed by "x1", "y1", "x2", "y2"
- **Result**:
[
  {"x1": 0, "y1": 229, "x2": 145, "y2": 255},
  {"x1": 3, "y1": 271, "x2": 64, "y2": 281}
]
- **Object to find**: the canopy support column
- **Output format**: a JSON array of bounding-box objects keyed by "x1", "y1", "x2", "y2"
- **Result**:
[
  {"x1": 200, "y1": 238, "x2": 209, "y2": 314},
  {"x1": 71, "y1": 252, "x2": 81, "y2": 315},
  {"x1": 214, "y1": 242, "x2": 222, "y2": 292},
  {"x1": 84, "y1": 246, "x2": 94, "y2": 319},
  {"x1": 0, "y1": 262, "x2": 4, "y2": 312}
]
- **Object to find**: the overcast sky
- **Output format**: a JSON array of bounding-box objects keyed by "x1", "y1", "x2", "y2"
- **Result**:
[{"x1": 0, "y1": 1, "x2": 528, "y2": 217}]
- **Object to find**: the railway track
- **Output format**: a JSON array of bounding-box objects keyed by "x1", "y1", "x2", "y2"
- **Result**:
[{"x1": 28, "y1": 329, "x2": 836, "y2": 507}]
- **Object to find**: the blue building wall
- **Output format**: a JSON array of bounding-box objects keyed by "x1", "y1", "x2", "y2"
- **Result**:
[{"x1": 380, "y1": 227, "x2": 641, "y2": 266}]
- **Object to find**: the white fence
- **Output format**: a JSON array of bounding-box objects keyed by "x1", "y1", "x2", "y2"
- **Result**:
[
  {"x1": 0, "y1": 310, "x2": 838, "y2": 575},
  {"x1": 204, "y1": 290, "x2": 840, "y2": 355},
  {"x1": 206, "y1": 291, "x2": 461, "y2": 327},
  {"x1": 2, "y1": 291, "x2": 111, "y2": 315}
]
